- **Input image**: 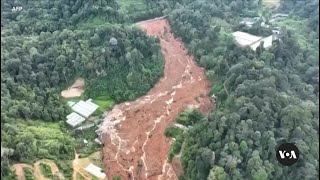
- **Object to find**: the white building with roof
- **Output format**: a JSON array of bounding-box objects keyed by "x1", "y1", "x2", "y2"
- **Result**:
[
  {"x1": 71, "y1": 99, "x2": 99, "y2": 118},
  {"x1": 66, "y1": 112, "x2": 86, "y2": 128},
  {"x1": 232, "y1": 31, "x2": 262, "y2": 46},
  {"x1": 250, "y1": 35, "x2": 273, "y2": 51},
  {"x1": 232, "y1": 31, "x2": 274, "y2": 51},
  {"x1": 240, "y1": 17, "x2": 260, "y2": 28},
  {"x1": 66, "y1": 99, "x2": 99, "y2": 128},
  {"x1": 85, "y1": 163, "x2": 106, "y2": 179}
]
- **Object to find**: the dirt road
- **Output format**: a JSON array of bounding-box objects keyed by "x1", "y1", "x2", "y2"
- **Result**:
[
  {"x1": 13, "y1": 164, "x2": 34, "y2": 180},
  {"x1": 14, "y1": 151, "x2": 101, "y2": 180},
  {"x1": 14, "y1": 159, "x2": 64, "y2": 180},
  {"x1": 72, "y1": 152, "x2": 92, "y2": 180},
  {"x1": 100, "y1": 18, "x2": 212, "y2": 180}
]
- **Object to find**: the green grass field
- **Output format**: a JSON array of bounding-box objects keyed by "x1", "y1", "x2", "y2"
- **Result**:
[
  {"x1": 119, "y1": 0, "x2": 146, "y2": 13},
  {"x1": 92, "y1": 96, "x2": 115, "y2": 111},
  {"x1": 40, "y1": 164, "x2": 53, "y2": 178},
  {"x1": 212, "y1": 82, "x2": 224, "y2": 94},
  {"x1": 273, "y1": 17, "x2": 312, "y2": 49}
]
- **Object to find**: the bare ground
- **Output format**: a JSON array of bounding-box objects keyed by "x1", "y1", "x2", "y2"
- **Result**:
[
  {"x1": 263, "y1": 0, "x2": 280, "y2": 8},
  {"x1": 100, "y1": 19, "x2": 212, "y2": 180},
  {"x1": 13, "y1": 164, "x2": 34, "y2": 180},
  {"x1": 14, "y1": 159, "x2": 64, "y2": 180},
  {"x1": 61, "y1": 78, "x2": 85, "y2": 98},
  {"x1": 14, "y1": 151, "x2": 105, "y2": 180}
]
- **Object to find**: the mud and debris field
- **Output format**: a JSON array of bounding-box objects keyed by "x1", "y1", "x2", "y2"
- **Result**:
[{"x1": 101, "y1": 18, "x2": 212, "y2": 180}]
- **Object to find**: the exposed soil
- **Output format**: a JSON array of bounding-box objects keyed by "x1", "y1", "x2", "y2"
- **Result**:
[
  {"x1": 61, "y1": 78, "x2": 85, "y2": 98},
  {"x1": 13, "y1": 164, "x2": 34, "y2": 180},
  {"x1": 34, "y1": 159, "x2": 65, "y2": 180},
  {"x1": 72, "y1": 152, "x2": 92, "y2": 180},
  {"x1": 100, "y1": 18, "x2": 212, "y2": 180},
  {"x1": 72, "y1": 151, "x2": 106, "y2": 180},
  {"x1": 171, "y1": 157, "x2": 183, "y2": 178},
  {"x1": 263, "y1": 0, "x2": 280, "y2": 8},
  {"x1": 14, "y1": 159, "x2": 64, "y2": 180},
  {"x1": 14, "y1": 151, "x2": 105, "y2": 180}
]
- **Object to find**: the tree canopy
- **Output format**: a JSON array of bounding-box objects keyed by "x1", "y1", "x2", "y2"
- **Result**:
[
  {"x1": 1, "y1": 0, "x2": 164, "y2": 178},
  {"x1": 165, "y1": 0, "x2": 319, "y2": 179}
]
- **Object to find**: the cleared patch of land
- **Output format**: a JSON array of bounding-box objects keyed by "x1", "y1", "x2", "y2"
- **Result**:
[
  {"x1": 14, "y1": 159, "x2": 64, "y2": 180},
  {"x1": 273, "y1": 17, "x2": 311, "y2": 49},
  {"x1": 13, "y1": 151, "x2": 105, "y2": 180},
  {"x1": 263, "y1": 0, "x2": 280, "y2": 8},
  {"x1": 119, "y1": 0, "x2": 146, "y2": 13},
  {"x1": 61, "y1": 78, "x2": 85, "y2": 98},
  {"x1": 92, "y1": 96, "x2": 115, "y2": 111}
]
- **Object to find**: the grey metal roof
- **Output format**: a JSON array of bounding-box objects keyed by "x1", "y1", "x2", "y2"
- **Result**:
[
  {"x1": 85, "y1": 163, "x2": 106, "y2": 179},
  {"x1": 76, "y1": 123, "x2": 95, "y2": 130},
  {"x1": 66, "y1": 112, "x2": 86, "y2": 127},
  {"x1": 71, "y1": 99, "x2": 99, "y2": 118}
]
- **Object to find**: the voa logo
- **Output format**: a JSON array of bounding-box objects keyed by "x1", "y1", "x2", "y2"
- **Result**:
[
  {"x1": 276, "y1": 143, "x2": 299, "y2": 166},
  {"x1": 279, "y1": 150, "x2": 297, "y2": 159}
]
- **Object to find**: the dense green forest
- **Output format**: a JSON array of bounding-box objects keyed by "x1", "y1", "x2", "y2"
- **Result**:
[
  {"x1": 163, "y1": 0, "x2": 319, "y2": 179},
  {"x1": 1, "y1": 0, "x2": 164, "y2": 178}
]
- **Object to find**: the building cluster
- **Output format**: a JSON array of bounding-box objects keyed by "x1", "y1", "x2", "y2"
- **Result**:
[
  {"x1": 65, "y1": 100, "x2": 107, "y2": 179},
  {"x1": 232, "y1": 31, "x2": 275, "y2": 51},
  {"x1": 66, "y1": 99, "x2": 99, "y2": 128},
  {"x1": 233, "y1": 13, "x2": 288, "y2": 51}
]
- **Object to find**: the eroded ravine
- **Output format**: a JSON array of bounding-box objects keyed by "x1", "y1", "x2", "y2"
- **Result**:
[{"x1": 100, "y1": 18, "x2": 212, "y2": 180}]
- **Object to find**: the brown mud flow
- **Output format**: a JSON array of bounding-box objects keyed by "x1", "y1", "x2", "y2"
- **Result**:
[{"x1": 101, "y1": 18, "x2": 212, "y2": 180}]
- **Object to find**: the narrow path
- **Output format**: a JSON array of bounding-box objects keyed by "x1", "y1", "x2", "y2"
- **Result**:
[
  {"x1": 72, "y1": 152, "x2": 92, "y2": 180},
  {"x1": 13, "y1": 151, "x2": 98, "y2": 180},
  {"x1": 100, "y1": 18, "x2": 212, "y2": 180}
]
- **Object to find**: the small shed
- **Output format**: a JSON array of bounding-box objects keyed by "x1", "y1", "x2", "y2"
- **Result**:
[
  {"x1": 84, "y1": 163, "x2": 106, "y2": 179},
  {"x1": 76, "y1": 123, "x2": 95, "y2": 131},
  {"x1": 240, "y1": 18, "x2": 256, "y2": 28},
  {"x1": 95, "y1": 138, "x2": 102, "y2": 145}
]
